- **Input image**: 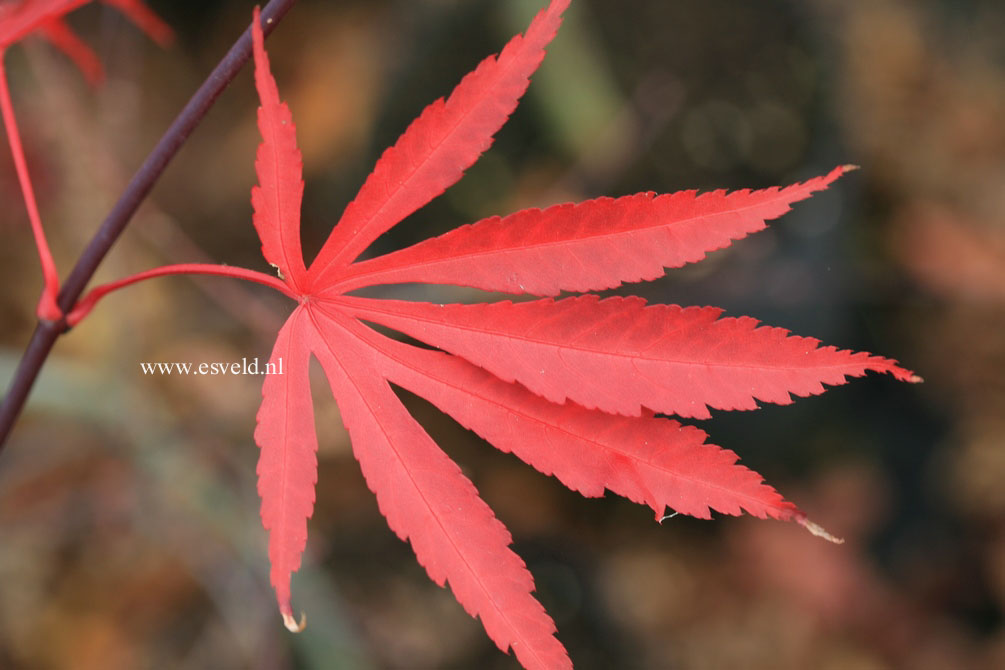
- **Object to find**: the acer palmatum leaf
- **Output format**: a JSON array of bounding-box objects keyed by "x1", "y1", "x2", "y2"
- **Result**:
[
  {"x1": 247, "y1": 0, "x2": 916, "y2": 662},
  {"x1": 66, "y1": 2, "x2": 920, "y2": 667}
]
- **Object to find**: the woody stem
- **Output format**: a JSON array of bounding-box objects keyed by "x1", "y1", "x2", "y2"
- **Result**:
[{"x1": 0, "y1": 0, "x2": 299, "y2": 451}]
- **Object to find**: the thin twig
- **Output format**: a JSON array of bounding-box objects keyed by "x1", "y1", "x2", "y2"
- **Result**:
[{"x1": 0, "y1": 0, "x2": 299, "y2": 449}]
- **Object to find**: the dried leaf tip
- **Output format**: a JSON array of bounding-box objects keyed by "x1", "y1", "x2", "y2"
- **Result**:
[
  {"x1": 840, "y1": 164, "x2": 861, "y2": 172},
  {"x1": 798, "y1": 517, "x2": 845, "y2": 544},
  {"x1": 282, "y1": 611, "x2": 307, "y2": 633}
]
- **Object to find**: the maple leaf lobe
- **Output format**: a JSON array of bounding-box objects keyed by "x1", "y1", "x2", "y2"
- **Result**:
[
  {"x1": 254, "y1": 307, "x2": 319, "y2": 624},
  {"x1": 250, "y1": 5, "x2": 307, "y2": 292},
  {"x1": 307, "y1": 0, "x2": 572, "y2": 286},
  {"x1": 330, "y1": 166, "x2": 854, "y2": 297},
  {"x1": 335, "y1": 294, "x2": 917, "y2": 420}
]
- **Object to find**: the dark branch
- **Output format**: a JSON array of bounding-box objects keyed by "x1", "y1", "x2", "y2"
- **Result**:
[{"x1": 0, "y1": 0, "x2": 298, "y2": 449}]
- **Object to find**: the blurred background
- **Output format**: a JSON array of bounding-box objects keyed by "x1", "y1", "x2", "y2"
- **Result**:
[{"x1": 1, "y1": 0, "x2": 1003, "y2": 667}]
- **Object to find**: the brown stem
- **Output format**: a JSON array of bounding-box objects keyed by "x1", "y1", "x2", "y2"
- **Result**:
[{"x1": 0, "y1": 0, "x2": 298, "y2": 450}]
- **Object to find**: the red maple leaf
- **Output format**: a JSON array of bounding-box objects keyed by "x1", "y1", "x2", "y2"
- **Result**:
[{"x1": 70, "y1": 2, "x2": 919, "y2": 667}]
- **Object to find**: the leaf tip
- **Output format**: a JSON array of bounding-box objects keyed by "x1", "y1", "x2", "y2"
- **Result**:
[
  {"x1": 908, "y1": 373, "x2": 924, "y2": 384},
  {"x1": 282, "y1": 611, "x2": 307, "y2": 633},
  {"x1": 797, "y1": 516, "x2": 844, "y2": 544},
  {"x1": 840, "y1": 164, "x2": 861, "y2": 173}
]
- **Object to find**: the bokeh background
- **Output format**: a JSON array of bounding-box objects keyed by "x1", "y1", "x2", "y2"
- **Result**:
[{"x1": 1, "y1": 0, "x2": 1003, "y2": 668}]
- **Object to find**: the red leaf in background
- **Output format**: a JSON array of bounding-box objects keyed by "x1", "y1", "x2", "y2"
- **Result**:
[
  {"x1": 70, "y1": 2, "x2": 917, "y2": 667},
  {"x1": 100, "y1": 0, "x2": 172, "y2": 47},
  {"x1": 0, "y1": 0, "x2": 171, "y2": 318},
  {"x1": 0, "y1": 1, "x2": 87, "y2": 48},
  {"x1": 38, "y1": 18, "x2": 102, "y2": 84},
  {"x1": 0, "y1": 0, "x2": 172, "y2": 81}
]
